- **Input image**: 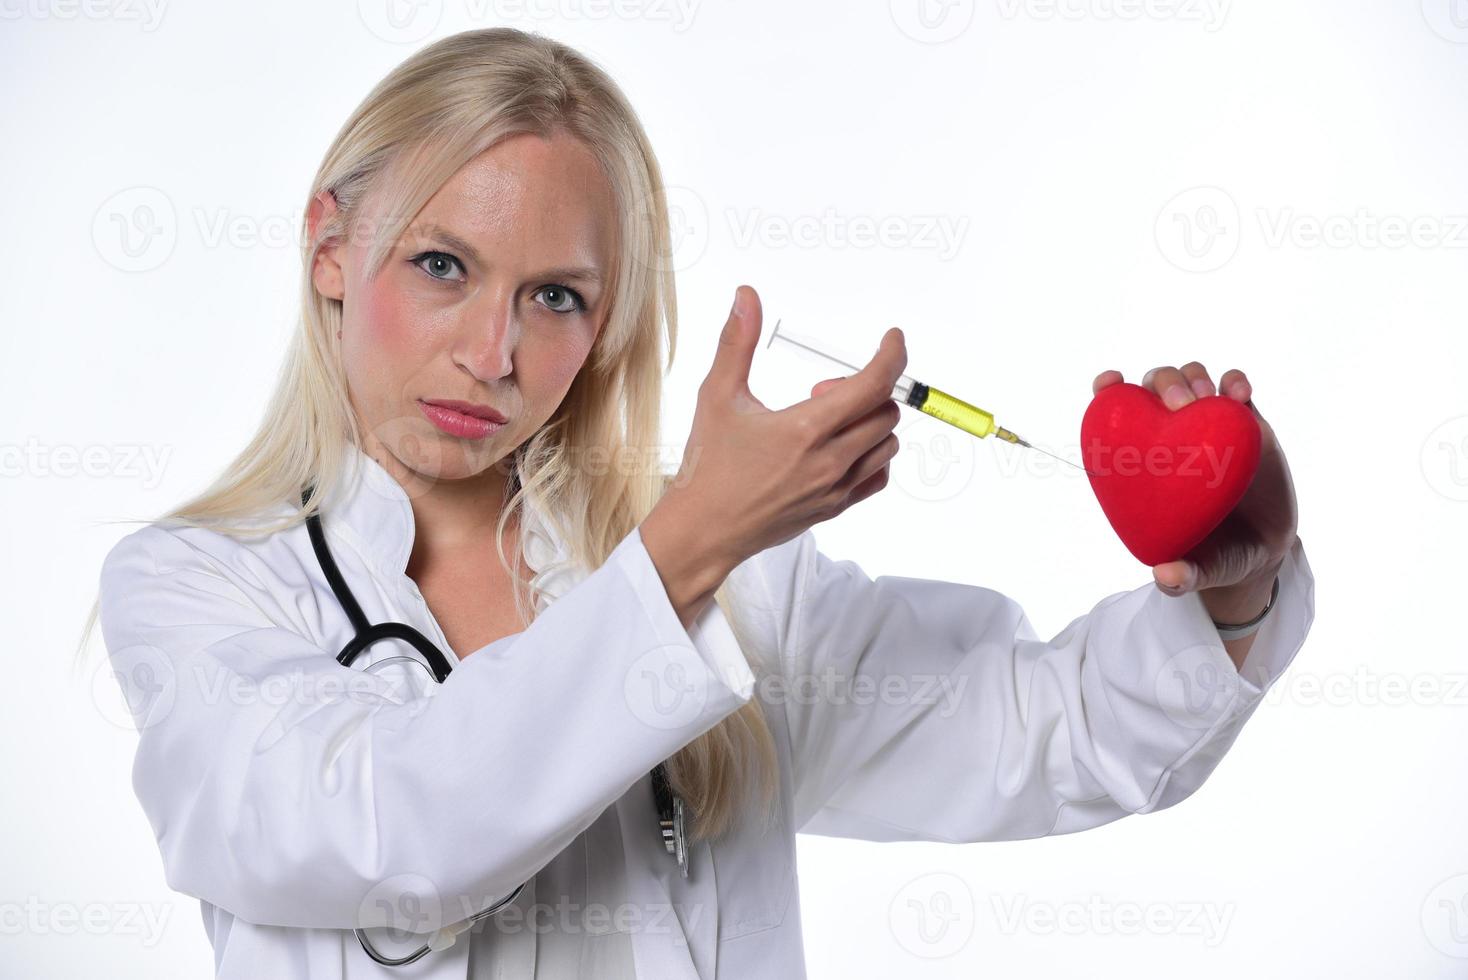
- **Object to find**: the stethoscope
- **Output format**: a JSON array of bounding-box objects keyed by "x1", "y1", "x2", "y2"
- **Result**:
[{"x1": 301, "y1": 485, "x2": 688, "y2": 968}]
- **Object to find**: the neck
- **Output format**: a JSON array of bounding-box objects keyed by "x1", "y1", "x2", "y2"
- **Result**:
[{"x1": 366, "y1": 447, "x2": 519, "y2": 574}]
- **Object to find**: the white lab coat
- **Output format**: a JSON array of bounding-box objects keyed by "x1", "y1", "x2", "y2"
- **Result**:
[{"x1": 97, "y1": 445, "x2": 1316, "y2": 979}]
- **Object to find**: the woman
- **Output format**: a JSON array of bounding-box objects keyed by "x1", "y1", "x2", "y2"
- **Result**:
[{"x1": 90, "y1": 26, "x2": 1313, "y2": 980}]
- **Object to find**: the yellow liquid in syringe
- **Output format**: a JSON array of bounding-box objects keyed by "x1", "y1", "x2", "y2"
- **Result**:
[{"x1": 899, "y1": 378, "x2": 1026, "y2": 446}]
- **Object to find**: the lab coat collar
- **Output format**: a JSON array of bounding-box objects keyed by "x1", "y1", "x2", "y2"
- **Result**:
[
  {"x1": 329, "y1": 444, "x2": 573, "y2": 600},
  {"x1": 325, "y1": 444, "x2": 719, "y2": 974}
]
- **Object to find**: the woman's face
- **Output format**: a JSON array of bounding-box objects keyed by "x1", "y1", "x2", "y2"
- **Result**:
[{"x1": 309, "y1": 130, "x2": 617, "y2": 489}]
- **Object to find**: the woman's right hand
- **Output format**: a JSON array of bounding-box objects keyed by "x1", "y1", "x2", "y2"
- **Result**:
[{"x1": 640, "y1": 285, "x2": 907, "y2": 625}]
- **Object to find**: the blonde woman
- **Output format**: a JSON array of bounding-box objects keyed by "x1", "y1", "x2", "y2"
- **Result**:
[{"x1": 89, "y1": 26, "x2": 1315, "y2": 980}]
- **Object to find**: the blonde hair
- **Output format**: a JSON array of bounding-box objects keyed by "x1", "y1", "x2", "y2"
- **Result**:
[{"x1": 75, "y1": 27, "x2": 775, "y2": 841}]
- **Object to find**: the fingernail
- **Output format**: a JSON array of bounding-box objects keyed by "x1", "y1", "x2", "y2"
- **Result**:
[
  {"x1": 1190, "y1": 378, "x2": 1213, "y2": 398},
  {"x1": 729, "y1": 289, "x2": 742, "y2": 320},
  {"x1": 1163, "y1": 384, "x2": 1191, "y2": 409}
]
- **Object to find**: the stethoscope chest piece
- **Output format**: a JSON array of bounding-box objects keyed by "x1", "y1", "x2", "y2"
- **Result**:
[{"x1": 651, "y1": 764, "x2": 689, "y2": 878}]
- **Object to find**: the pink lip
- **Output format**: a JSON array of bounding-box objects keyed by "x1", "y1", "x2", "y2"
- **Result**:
[{"x1": 418, "y1": 399, "x2": 508, "y2": 440}]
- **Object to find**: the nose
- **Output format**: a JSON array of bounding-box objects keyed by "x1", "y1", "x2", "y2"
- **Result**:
[{"x1": 455, "y1": 299, "x2": 517, "y2": 383}]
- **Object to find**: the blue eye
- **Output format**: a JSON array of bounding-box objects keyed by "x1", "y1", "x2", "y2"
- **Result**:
[
  {"x1": 535, "y1": 285, "x2": 586, "y2": 314},
  {"x1": 411, "y1": 251, "x2": 465, "y2": 282}
]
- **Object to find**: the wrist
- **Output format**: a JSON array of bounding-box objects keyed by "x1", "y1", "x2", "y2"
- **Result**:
[
  {"x1": 1200, "y1": 558, "x2": 1283, "y2": 625},
  {"x1": 639, "y1": 498, "x2": 738, "y2": 628}
]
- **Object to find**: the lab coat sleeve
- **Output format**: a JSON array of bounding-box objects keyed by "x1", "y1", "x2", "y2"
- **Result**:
[
  {"x1": 96, "y1": 522, "x2": 754, "y2": 931},
  {"x1": 755, "y1": 531, "x2": 1315, "y2": 841}
]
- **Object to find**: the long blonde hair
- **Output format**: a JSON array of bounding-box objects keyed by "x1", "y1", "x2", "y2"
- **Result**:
[{"x1": 75, "y1": 27, "x2": 775, "y2": 841}]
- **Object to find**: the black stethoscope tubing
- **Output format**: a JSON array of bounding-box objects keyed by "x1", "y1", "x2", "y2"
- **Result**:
[{"x1": 299, "y1": 484, "x2": 684, "y2": 966}]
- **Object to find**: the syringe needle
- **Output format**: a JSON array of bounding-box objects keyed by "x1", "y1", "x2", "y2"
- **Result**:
[{"x1": 998, "y1": 428, "x2": 1091, "y2": 474}]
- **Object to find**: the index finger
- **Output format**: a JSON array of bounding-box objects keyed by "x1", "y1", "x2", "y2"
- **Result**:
[{"x1": 780, "y1": 327, "x2": 908, "y2": 434}]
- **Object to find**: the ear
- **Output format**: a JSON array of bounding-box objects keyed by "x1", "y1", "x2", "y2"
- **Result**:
[{"x1": 307, "y1": 189, "x2": 345, "y2": 301}]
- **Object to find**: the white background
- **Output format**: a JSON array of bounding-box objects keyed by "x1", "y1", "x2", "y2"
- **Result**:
[{"x1": 5, "y1": 0, "x2": 1466, "y2": 976}]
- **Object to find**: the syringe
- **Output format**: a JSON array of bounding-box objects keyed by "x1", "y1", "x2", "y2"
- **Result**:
[{"x1": 766, "y1": 319, "x2": 1084, "y2": 473}]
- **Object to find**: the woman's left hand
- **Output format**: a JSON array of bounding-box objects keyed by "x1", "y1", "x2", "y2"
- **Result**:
[{"x1": 1091, "y1": 363, "x2": 1299, "y2": 624}]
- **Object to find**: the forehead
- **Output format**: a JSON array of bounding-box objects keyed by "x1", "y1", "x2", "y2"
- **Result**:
[{"x1": 411, "y1": 131, "x2": 617, "y2": 270}]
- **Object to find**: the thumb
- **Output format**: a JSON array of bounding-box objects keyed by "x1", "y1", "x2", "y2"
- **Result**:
[
  {"x1": 1152, "y1": 559, "x2": 1200, "y2": 596},
  {"x1": 706, "y1": 285, "x2": 762, "y2": 394}
]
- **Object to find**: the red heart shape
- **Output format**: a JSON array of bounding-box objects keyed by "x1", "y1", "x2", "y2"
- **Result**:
[{"x1": 1081, "y1": 382, "x2": 1261, "y2": 566}]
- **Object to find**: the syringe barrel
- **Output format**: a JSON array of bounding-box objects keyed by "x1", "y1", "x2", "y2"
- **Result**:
[{"x1": 903, "y1": 380, "x2": 999, "y2": 439}]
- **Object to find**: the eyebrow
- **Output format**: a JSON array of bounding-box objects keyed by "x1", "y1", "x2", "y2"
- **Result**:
[{"x1": 422, "y1": 225, "x2": 605, "y2": 285}]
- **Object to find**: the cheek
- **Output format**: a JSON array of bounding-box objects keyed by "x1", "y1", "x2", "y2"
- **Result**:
[
  {"x1": 521, "y1": 333, "x2": 596, "y2": 410},
  {"x1": 343, "y1": 277, "x2": 433, "y2": 406}
]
